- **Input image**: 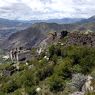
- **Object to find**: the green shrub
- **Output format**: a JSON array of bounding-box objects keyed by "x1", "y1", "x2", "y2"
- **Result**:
[
  {"x1": 36, "y1": 64, "x2": 54, "y2": 81},
  {"x1": 72, "y1": 64, "x2": 82, "y2": 73},
  {"x1": 49, "y1": 75, "x2": 65, "y2": 93},
  {"x1": 91, "y1": 69, "x2": 95, "y2": 78},
  {"x1": 0, "y1": 92, "x2": 6, "y2": 95},
  {"x1": 25, "y1": 86, "x2": 37, "y2": 95},
  {"x1": 85, "y1": 92, "x2": 95, "y2": 95},
  {"x1": 54, "y1": 57, "x2": 73, "y2": 79},
  {"x1": 49, "y1": 45, "x2": 55, "y2": 58},
  {"x1": 1, "y1": 80, "x2": 18, "y2": 93},
  {"x1": 15, "y1": 70, "x2": 37, "y2": 88}
]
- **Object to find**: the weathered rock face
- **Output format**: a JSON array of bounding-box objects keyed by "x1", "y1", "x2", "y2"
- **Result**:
[
  {"x1": 69, "y1": 74, "x2": 87, "y2": 92},
  {"x1": 68, "y1": 74, "x2": 95, "y2": 95},
  {"x1": 64, "y1": 32, "x2": 95, "y2": 47},
  {"x1": 70, "y1": 91, "x2": 84, "y2": 95}
]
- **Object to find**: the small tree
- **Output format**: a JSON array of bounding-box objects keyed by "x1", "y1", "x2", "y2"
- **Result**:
[
  {"x1": 49, "y1": 75, "x2": 65, "y2": 93},
  {"x1": 54, "y1": 57, "x2": 73, "y2": 79},
  {"x1": 60, "y1": 30, "x2": 68, "y2": 39}
]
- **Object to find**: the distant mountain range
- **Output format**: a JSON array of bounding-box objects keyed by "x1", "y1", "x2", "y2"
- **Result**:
[
  {"x1": 0, "y1": 18, "x2": 32, "y2": 40},
  {"x1": 0, "y1": 15, "x2": 95, "y2": 50},
  {"x1": 29, "y1": 18, "x2": 84, "y2": 24},
  {"x1": 0, "y1": 17, "x2": 84, "y2": 24},
  {"x1": 0, "y1": 15, "x2": 95, "y2": 27},
  {"x1": 0, "y1": 17, "x2": 83, "y2": 39},
  {"x1": 0, "y1": 16, "x2": 93, "y2": 38}
]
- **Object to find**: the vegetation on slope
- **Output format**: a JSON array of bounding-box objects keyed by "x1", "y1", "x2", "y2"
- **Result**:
[{"x1": 0, "y1": 43, "x2": 95, "y2": 95}]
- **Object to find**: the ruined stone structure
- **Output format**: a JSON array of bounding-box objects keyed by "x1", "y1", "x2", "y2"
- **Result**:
[
  {"x1": 10, "y1": 48, "x2": 19, "y2": 63},
  {"x1": 9, "y1": 47, "x2": 31, "y2": 63}
]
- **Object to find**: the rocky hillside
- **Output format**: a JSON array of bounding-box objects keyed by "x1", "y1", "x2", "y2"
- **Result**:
[
  {"x1": 0, "y1": 23, "x2": 77, "y2": 50},
  {"x1": 2, "y1": 21, "x2": 95, "y2": 50},
  {"x1": 64, "y1": 32, "x2": 95, "y2": 47},
  {"x1": 1, "y1": 27, "x2": 46, "y2": 50},
  {"x1": 0, "y1": 32, "x2": 95, "y2": 95}
]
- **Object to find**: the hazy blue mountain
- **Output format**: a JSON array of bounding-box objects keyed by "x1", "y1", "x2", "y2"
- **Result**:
[
  {"x1": 45, "y1": 18, "x2": 83, "y2": 24},
  {"x1": 0, "y1": 18, "x2": 32, "y2": 41},
  {"x1": 0, "y1": 18, "x2": 32, "y2": 27},
  {"x1": 78, "y1": 16, "x2": 95, "y2": 24},
  {"x1": 29, "y1": 18, "x2": 83, "y2": 24}
]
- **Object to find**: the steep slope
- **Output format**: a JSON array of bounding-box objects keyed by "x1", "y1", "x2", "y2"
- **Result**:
[
  {"x1": 1, "y1": 22, "x2": 77, "y2": 50},
  {"x1": 2, "y1": 27, "x2": 46, "y2": 50}
]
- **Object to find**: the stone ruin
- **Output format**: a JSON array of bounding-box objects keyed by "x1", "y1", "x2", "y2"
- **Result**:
[{"x1": 9, "y1": 47, "x2": 31, "y2": 63}]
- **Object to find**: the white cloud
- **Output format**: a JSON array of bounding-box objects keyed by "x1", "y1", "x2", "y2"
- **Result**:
[
  {"x1": 0, "y1": 0, "x2": 95, "y2": 20},
  {"x1": 0, "y1": 0, "x2": 19, "y2": 7}
]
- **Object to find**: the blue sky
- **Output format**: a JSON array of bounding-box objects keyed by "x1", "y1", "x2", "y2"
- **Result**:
[{"x1": 0, "y1": 0, "x2": 95, "y2": 20}]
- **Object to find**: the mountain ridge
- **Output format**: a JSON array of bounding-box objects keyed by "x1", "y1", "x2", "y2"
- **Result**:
[
  {"x1": 1, "y1": 15, "x2": 95, "y2": 50},
  {"x1": 2, "y1": 22, "x2": 95, "y2": 50},
  {"x1": 78, "y1": 15, "x2": 95, "y2": 24}
]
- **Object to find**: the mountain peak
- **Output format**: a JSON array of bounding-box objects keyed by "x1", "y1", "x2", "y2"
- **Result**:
[{"x1": 89, "y1": 15, "x2": 95, "y2": 19}]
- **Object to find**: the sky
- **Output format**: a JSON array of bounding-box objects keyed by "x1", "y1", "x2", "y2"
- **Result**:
[{"x1": 0, "y1": 0, "x2": 95, "y2": 20}]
